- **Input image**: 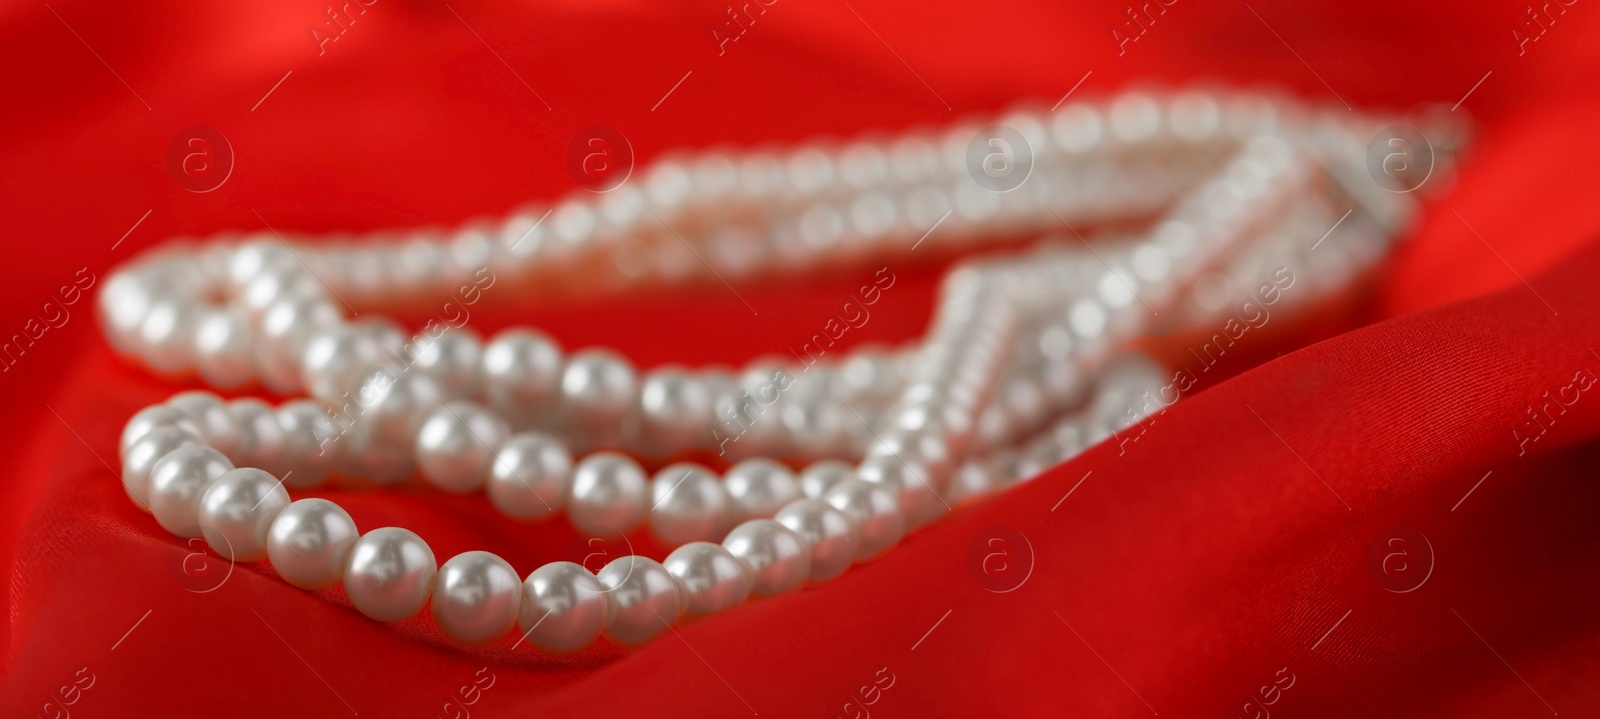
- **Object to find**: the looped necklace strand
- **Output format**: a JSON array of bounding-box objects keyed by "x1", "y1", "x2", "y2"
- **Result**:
[{"x1": 103, "y1": 90, "x2": 1461, "y2": 649}]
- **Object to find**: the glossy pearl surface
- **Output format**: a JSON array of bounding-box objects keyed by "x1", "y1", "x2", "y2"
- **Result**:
[
  {"x1": 120, "y1": 405, "x2": 202, "y2": 462},
  {"x1": 482, "y1": 329, "x2": 564, "y2": 417},
  {"x1": 663, "y1": 542, "x2": 750, "y2": 617},
  {"x1": 518, "y1": 561, "x2": 606, "y2": 653},
  {"x1": 168, "y1": 391, "x2": 239, "y2": 457},
  {"x1": 267, "y1": 498, "x2": 359, "y2": 590},
  {"x1": 228, "y1": 398, "x2": 285, "y2": 473},
  {"x1": 775, "y1": 499, "x2": 860, "y2": 582},
  {"x1": 824, "y1": 479, "x2": 905, "y2": 560},
  {"x1": 410, "y1": 328, "x2": 483, "y2": 399},
  {"x1": 275, "y1": 400, "x2": 340, "y2": 488},
  {"x1": 432, "y1": 551, "x2": 522, "y2": 645},
  {"x1": 149, "y1": 446, "x2": 235, "y2": 537},
  {"x1": 722, "y1": 519, "x2": 811, "y2": 596},
  {"x1": 597, "y1": 555, "x2": 681, "y2": 646},
  {"x1": 723, "y1": 458, "x2": 800, "y2": 520},
  {"x1": 415, "y1": 402, "x2": 508, "y2": 493},
  {"x1": 648, "y1": 463, "x2": 729, "y2": 546},
  {"x1": 344, "y1": 527, "x2": 438, "y2": 622},
  {"x1": 122, "y1": 426, "x2": 202, "y2": 511},
  {"x1": 567, "y1": 452, "x2": 647, "y2": 533},
  {"x1": 797, "y1": 459, "x2": 854, "y2": 499},
  {"x1": 198, "y1": 467, "x2": 290, "y2": 561},
  {"x1": 487, "y1": 432, "x2": 570, "y2": 519}
]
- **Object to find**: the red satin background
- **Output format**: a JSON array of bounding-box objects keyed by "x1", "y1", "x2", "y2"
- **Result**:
[{"x1": 3, "y1": 0, "x2": 1600, "y2": 716}]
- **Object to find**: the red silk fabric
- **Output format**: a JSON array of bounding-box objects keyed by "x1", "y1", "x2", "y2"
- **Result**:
[{"x1": 3, "y1": 0, "x2": 1600, "y2": 716}]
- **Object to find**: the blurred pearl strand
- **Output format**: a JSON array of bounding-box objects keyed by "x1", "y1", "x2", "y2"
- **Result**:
[{"x1": 103, "y1": 90, "x2": 1458, "y2": 648}]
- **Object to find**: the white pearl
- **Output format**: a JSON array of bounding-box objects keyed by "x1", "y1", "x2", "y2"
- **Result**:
[
  {"x1": 168, "y1": 390, "x2": 239, "y2": 457},
  {"x1": 775, "y1": 499, "x2": 860, "y2": 583},
  {"x1": 137, "y1": 299, "x2": 199, "y2": 375},
  {"x1": 637, "y1": 367, "x2": 714, "y2": 450},
  {"x1": 487, "y1": 432, "x2": 571, "y2": 520},
  {"x1": 267, "y1": 498, "x2": 359, "y2": 590},
  {"x1": 947, "y1": 458, "x2": 1003, "y2": 505},
  {"x1": 566, "y1": 452, "x2": 648, "y2": 534},
  {"x1": 410, "y1": 328, "x2": 483, "y2": 399},
  {"x1": 194, "y1": 308, "x2": 254, "y2": 389},
  {"x1": 663, "y1": 542, "x2": 750, "y2": 617},
  {"x1": 120, "y1": 405, "x2": 202, "y2": 462},
  {"x1": 857, "y1": 457, "x2": 947, "y2": 528},
  {"x1": 122, "y1": 426, "x2": 201, "y2": 511},
  {"x1": 597, "y1": 556, "x2": 681, "y2": 646},
  {"x1": 432, "y1": 551, "x2": 522, "y2": 645},
  {"x1": 797, "y1": 460, "x2": 855, "y2": 499},
  {"x1": 301, "y1": 321, "x2": 404, "y2": 401},
  {"x1": 482, "y1": 329, "x2": 564, "y2": 421},
  {"x1": 560, "y1": 349, "x2": 638, "y2": 438},
  {"x1": 242, "y1": 269, "x2": 322, "y2": 316},
  {"x1": 723, "y1": 458, "x2": 800, "y2": 521},
  {"x1": 98, "y1": 272, "x2": 161, "y2": 354},
  {"x1": 518, "y1": 561, "x2": 606, "y2": 653},
  {"x1": 415, "y1": 402, "x2": 508, "y2": 493},
  {"x1": 780, "y1": 400, "x2": 847, "y2": 457},
  {"x1": 257, "y1": 296, "x2": 341, "y2": 392},
  {"x1": 226, "y1": 240, "x2": 296, "y2": 288},
  {"x1": 344, "y1": 370, "x2": 445, "y2": 465},
  {"x1": 344, "y1": 527, "x2": 438, "y2": 622},
  {"x1": 149, "y1": 446, "x2": 235, "y2": 537},
  {"x1": 824, "y1": 479, "x2": 905, "y2": 560},
  {"x1": 198, "y1": 467, "x2": 290, "y2": 561},
  {"x1": 723, "y1": 519, "x2": 811, "y2": 596},
  {"x1": 648, "y1": 462, "x2": 730, "y2": 546},
  {"x1": 229, "y1": 398, "x2": 285, "y2": 473},
  {"x1": 275, "y1": 400, "x2": 341, "y2": 488}
]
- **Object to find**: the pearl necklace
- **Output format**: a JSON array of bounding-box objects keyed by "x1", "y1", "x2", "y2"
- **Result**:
[{"x1": 102, "y1": 90, "x2": 1458, "y2": 649}]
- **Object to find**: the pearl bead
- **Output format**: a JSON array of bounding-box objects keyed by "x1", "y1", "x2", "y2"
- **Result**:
[
  {"x1": 168, "y1": 391, "x2": 239, "y2": 458},
  {"x1": 346, "y1": 370, "x2": 445, "y2": 454},
  {"x1": 432, "y1": 551, "x2": 522, "y2": 645},
  {"x1": 228, "y1": 398, "x2": 285, "y2": 473},
  {"x1": 947, "y1": 458, "x2": 1004, "y2": 505},
  {"x1": 566, "y1": 452, "x2": 648, "y2": 534},
  {"x1": 857, "y1": 457, "x2": 947, "y2": 528},
  {"x1": 482, "y1": 329, "x2": 564, "y2": 421},
  {"x1": 267, "y1": 498, "x2": 359, "y2": 590},
  {"x1": 122, "y1": 426, "x2": 201, "y2": 511},
  {"x1": 198, "y1": 467, "x2": 290, "y2": 561},
  {"x1": 149, "y1": 446, "x2": 235, "y2": 537},
  {"x1": 137, "y1": 299, "x2": 199, "y2": 375},
  {"x1": 258, "y1": 296, "x2": 341, "y2": 393},
  {"x1": 226, "y1": 240, "x2": 296, "y2": 288},
  {"x1": 637, "y1": 367, "x2": 714, "y2": 450},
  {"x1": 560, "y1": 349, "x2": 638, "y2": 436},
  {"x1": 301, "y1": 321, "x2": 403, "y2": 401},
  {"x1": 410, "y1": 328, "x2": 483, "y2": 399},
  {"x1": 723, "y1": 519, "x2": 811, "y2": 596},
  {"x1": 775, "y1": 499, "x2": 860, "y2": 583},
  {"x1": 275, "y1": 400, "x2": 341, "y2": 488},
  {"x1": 415, "y1": 402, "x2": 508, "y2": 493},
  {"x1": 194, "y1": 308, "x2": 254, "y2": 389},
  {"x1": 723, "y1": 458, "x2": 800, "y2": 521},
  {"x1": 597, "y1": 556, "x2": 681, "y2": 646},
  {"x1": 663, "y1": 542, "x2": 750, "y2": 617},
  {"x1": 120, "y1": 405, "x2": 202, "y2": 462},
  {"x1": 344, "y1": 527, "x2": 438, "y2": 622},
  {"x1": 798, "y1": 460, "x2": 855, "y2": 499},
  {"x1": 487, "y1": 432, "x2": 571, "y2": 520},
  {"x1": 648, "y1": 463, "x2": 730, "y2": 546},
  {"x1": 518, "y1": 561, "x2": 606, "y2": 653},
  {"x1": 824, "y1": 479, "x2": 905, "y2": 560}
]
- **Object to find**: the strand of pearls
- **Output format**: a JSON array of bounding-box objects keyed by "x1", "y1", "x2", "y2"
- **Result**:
[{"x1": 104, "y1": 90, "x2": 1457, "y2": 648}]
